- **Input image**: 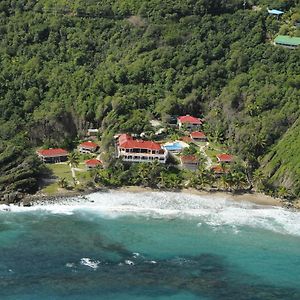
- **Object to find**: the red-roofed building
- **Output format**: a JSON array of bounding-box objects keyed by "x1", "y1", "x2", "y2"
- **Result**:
[
  {"x1": 78, "y1": 141, "x2": 99, "y2": 154},
  {"x1": 190, "y1": 131, "x2": 207, "y2": 142},
  {"x1": 118, "y1": 134, "x2": 133, "y2": 146},
  {"x1": 216, "y1": 154, "x2": 233, "y2": 163},
  {"x1": 37, "y1": 148, "x2": 68, "y2": 163},
  {"x1": 179, "y1": 136, "x2": 193, "y2": 143},
  {"x1": 211, "y1": 165, "x2": 227, "y2": 176},
  {"x1": 117, "y1": 134, "x2": 168, "y2": 163},
  {"x1": 180, "y1": 155, "x2": 199, "y2": 166},
  {"x1": 177, "y1": 115, "x2": 202, "y2": 130},
  {"x1": 85, "y1": 159, "x2": 102, "y2": 169}
]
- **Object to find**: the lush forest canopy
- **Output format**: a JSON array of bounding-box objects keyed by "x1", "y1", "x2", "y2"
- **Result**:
[{"x1": 0, "y1": 0, "x2": 299, "y2": 199}]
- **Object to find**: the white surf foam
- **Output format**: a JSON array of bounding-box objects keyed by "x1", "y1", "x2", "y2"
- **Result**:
[
  {"x1": 80, "y1": 258, "x2": 100, "y2": 270},
  {"x1": 1, "y1": 191, "x2": 300, "y2": 237}
]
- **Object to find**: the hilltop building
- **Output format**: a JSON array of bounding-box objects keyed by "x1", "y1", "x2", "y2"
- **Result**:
[
  {"x1": 274, "y1": 35, "x2": 300, "y2": 49},
  {"x1": 37, "y1": 148, "x2": 68, "y2": 163},
  {"x1": 78, "y1": 141, "x2": 99, "y2": 154},
  {"x1": 180, "y1": 155, "x2": 199, "y2": 167},
  {"x1": 216, "y1": 154, "x2": 233, "y2": 163},
  {"x1": 190, "y1": 131, "x2": 207, "y2": 142},
  {"x1": 177, "y1": 115, "x2": 203, "y2": 130},
  {"x1": 117, "y1": 134, "x2": 168, "y2": 163},
  {"x1": 85, "y1": 159, "x2": 102, "y2": 169}
]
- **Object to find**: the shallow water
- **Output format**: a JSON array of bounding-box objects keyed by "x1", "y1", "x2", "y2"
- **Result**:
[{"x1": 0, "y1": 191, "x2": 300, "y2": 299}]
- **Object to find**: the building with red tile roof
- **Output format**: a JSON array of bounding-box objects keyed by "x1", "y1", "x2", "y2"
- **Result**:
[
  {"x1": 117, "y1": 134, "x2": 168, "y2": 163},
  {"x1": 118, "y1": 133, "x2": 133, "y2": 146},
  {"x1": 211, "y1": 165, "x2": 227, "y2": 176},
  {"x1": 216, "y1": 154, "x2": 233, "y2": 163},
  {"x1": 180, "y1": 155, "x2": 199, "y2": 166},
  {"x1": 177, "y1": 115, "x2": 203, "y2": 130},
  {"x1": 190, "y1": 131, "x2": 207, "y2": 142},
  {"x1": 78, "y1": 141, "x2": 99, "y2": 154},
  {"x1": 85, "y1": 159, "x2": 102, "y2": 169},
  {"x1": 36, "y1": 148, "x2": 68, "y2": 163},
  {"x1": 180, "y1": 136, "x2": 193, "y2": 143}
]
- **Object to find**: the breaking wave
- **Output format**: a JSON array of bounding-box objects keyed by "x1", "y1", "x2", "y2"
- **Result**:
[{"x1": 1, "y1": 191, "x2": 300, "y2": 236}]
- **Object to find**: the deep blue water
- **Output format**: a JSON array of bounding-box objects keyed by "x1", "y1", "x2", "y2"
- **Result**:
[{"x1": 0, "y1": 191, "x2": 300, "y2": 299}]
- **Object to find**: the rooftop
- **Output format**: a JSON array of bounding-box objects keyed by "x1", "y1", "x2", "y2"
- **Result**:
[
  {"x1": 274, "y1": 35, "x2": 300, "y2": 46},
  {"x1": 211, "y1": 165, "x2": 226, "y2": 173},
  {"x1": 37, "y1": 148, "x2": 68, "y2": 157},
  {"x1": 267, "y1": 8, "x2": 284, "y2": 15},
  {"x1": 180, "y1": 136, "x2": 193, "y2": 143},
  {"x1": 177, "y1": 115, "x2": 202, "y2": 125},
  {"x1": 216, "y1": 154, "x2": 233, "y2": 162},
  {"x1": 120, "y1": 139, "x2": 162, "y2": 151},
  {"x1": 180, "y1": 155, "x2": 198, "y2": 164},
  {"x1": 190, "y1": 131, "x2": 206, "y2": 138},
  {"x1": 79, "y1": 141, "x2": 98, "y2": 149},
  {"x1": 85, "y1": 159, "x2": 102, "y2": 166},
  {"x1": 118, "y1": 133, "x2": 133, "y2": 145}
]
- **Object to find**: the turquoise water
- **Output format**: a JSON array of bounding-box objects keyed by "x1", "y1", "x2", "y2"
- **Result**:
[{"x1": 0, "y1": 191, "x2": 300, "y2": 299}]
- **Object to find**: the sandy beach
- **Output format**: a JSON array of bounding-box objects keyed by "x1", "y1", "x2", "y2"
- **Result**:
[{"x1": 117, "y1": 186, "x2": 284, "y2": 207}]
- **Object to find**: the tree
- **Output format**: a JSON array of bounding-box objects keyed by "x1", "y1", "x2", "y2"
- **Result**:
[{"x1": 68, "y1": 152, "x2": 80, "y2": 181}]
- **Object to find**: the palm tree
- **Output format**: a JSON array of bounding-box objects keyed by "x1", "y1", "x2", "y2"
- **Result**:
[
  {"x1": 252, "y1": 169, "x2": 266, "y2": 191},
  {"x1": 68, "y1": 152, "x2": 80, "y2": 181},
  {"x1": 136, "y1": 163, "x2": 150, "y2": 186}
]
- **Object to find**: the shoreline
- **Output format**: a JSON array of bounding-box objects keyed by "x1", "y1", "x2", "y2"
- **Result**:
[
  {"x1": 116, "y1": 186, "x2": 285, "y2": 207},
  {"x1": 18, "y1": 185, "x2": 299, "y2": 210}
]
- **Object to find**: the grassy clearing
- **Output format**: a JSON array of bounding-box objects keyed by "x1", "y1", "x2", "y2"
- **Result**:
[
  {"x1": 47, "y1": 163, "x2": 73, "y2": 181},
  {"x1": 41, "y1": 162, "x2": 91, "y2": 195}
]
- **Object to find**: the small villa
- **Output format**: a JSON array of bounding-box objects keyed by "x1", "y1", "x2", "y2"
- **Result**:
[
  {"x1": 274, "y1": 35, "x2": 300, "y2": 49},
  {"x1": 85, "y1": 159, "x2": 102, "y2": 169},
  {"x1": 177, "y1": 115, "x2": 203, "y2": 130},
  {"x1": 37, "y1": 148, "x2": 68, "y2": 163},
  {"x1": 180, "y1": 155, "x2": 199, "y2": 167},
  {"x1": 179, "y1": 136, "x2": 193, "y2": 143},
  {"x1": 216, "y1": 154, "x2": 233, "y2": 163},
  {"x1": 78, "y1": 141, "x2": 99, "y2": 154},
  {"x1": 117, "y1": 134, "x2": 168, "y2": 163},
  {"x1": 190, "y1": 131, "x2": 207, "y2": 142}
]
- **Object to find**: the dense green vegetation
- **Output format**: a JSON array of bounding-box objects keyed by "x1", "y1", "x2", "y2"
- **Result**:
[{"x1": 0, "y1": 0, "x2": 299, "y2": 201}]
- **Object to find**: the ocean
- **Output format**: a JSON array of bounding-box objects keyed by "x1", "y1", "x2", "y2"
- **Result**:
[{"x1": 0, "y1": 191, "x2": 300, "y2": 300}]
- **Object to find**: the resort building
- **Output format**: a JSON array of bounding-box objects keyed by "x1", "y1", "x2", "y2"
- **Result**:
[
  {"x1": 177, "y1": 115, "x2": 203, "y2": 130},
  {"x1": 190, "y1": 131, "x2": 207, "y2": 142},
  {"x1": 117, "y1": 134, "x2": 168, "y2": 163},
  {"x1": 78, "y1": 141, "x2": 99, "y2": 154},
  {"x1": 274, "y1": 35, "x2": 300, "y2": 49},
  {"x1": 37, "y1": 148, "x2": 68, "y2": 163},
  {"x1": 85, "y1": 159, "x2": 102, "y2": 169},
  {"x1": 216, "y1": 154, "x2": 233, "y2": 164},
  {"x1": 180, "y1": 155, "x2": 199, "y2": 167}
]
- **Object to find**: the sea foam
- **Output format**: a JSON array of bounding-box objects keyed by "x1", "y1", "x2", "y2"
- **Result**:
[{"x1": 0, "y1": 191, "x2": 300, "y2": 237}]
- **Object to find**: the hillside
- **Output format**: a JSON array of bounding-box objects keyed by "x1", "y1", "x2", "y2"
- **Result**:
[{"x1": 0, "y1": 0, "x2": 299, "y2": 200}]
